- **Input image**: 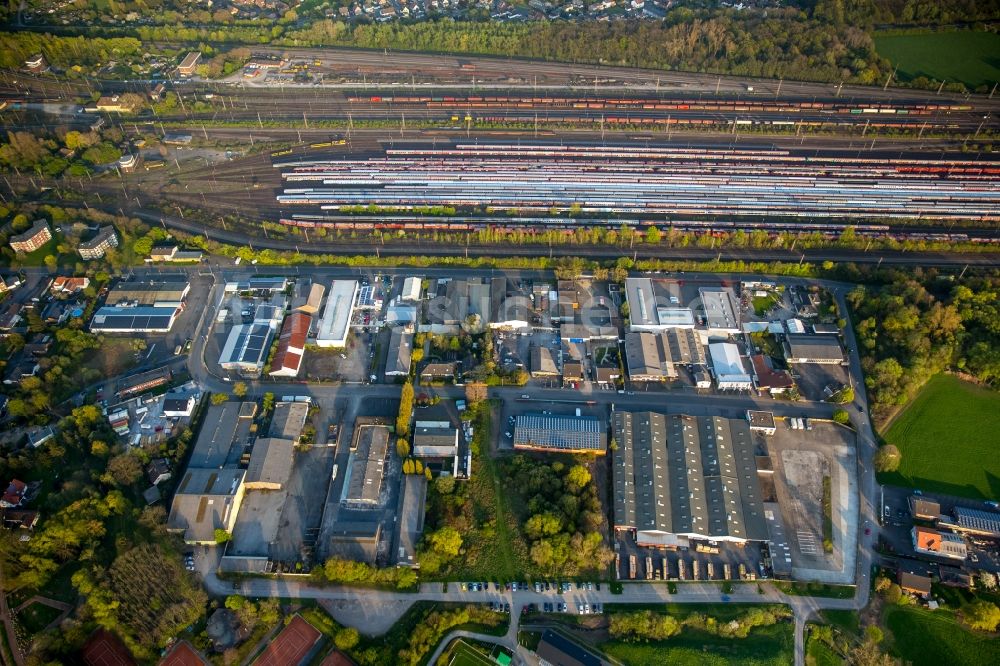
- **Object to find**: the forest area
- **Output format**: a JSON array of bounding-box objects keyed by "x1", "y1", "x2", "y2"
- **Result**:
[
  {"x1": 841, "y1": 265, "x2": 1000, "y2": 423},
  {"x1": 2, "y1": 1, "x2": 997, "y2": 89}
]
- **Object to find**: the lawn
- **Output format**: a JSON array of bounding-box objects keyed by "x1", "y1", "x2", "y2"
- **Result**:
[
  {"x1": 879, "y1": 374, "x2": 1000, "y2": 500},
  {"x1": 874, "y1": 31, "x2": 1000, "y2": 90},
  {"x1": 15, "y1": 602, "x2": 63, "y2": 634},
  {"x1": 774, "y1": 582, "x2": 855, "y2": 599},
  {"x1": 601, "y1": 623, "x2": 793, "y2": 666},
  {"x1": 446, "y1": 639, "x2": 498, "y2": 666},
  {"x1": 819, "y1": 610, "x2": 859, "y2": 637},
  {"x1": 806, "y1": 638, "x2": 842, "y2": 666},
  {"x1": 884, "y1": 606, "x2": 1000, "y2": 666}
]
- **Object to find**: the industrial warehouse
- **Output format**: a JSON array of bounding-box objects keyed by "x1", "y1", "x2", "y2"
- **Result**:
[{"x1": 612, "y1": 411, "x2": 768, "y2": 546}]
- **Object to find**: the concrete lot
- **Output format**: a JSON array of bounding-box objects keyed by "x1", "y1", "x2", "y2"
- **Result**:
[
  {"x1": 794, "y1": 362, "x2": 851, "y2": 402},
  {"x1": 769, "y1": 420, "x2": 857, "y2": 584},
  {"x1": 230, "y1": 488, "x2": 288, "y2": 558}
]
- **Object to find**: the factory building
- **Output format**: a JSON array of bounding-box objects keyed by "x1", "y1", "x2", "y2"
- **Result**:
[
  {"x1": 316, "y1": 280, "x2": 359, "y2": 348},
  {"x1": 612, "y1": 412, "x2": 768, "y2": 546},
  {"x1": 513, "y1": 413, "x2": 607, "y2": 454},
  {"x1": 708, "y1": 343, "x2": 753, "y2": 390}
]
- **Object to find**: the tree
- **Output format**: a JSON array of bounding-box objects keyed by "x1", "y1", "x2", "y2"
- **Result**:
[
  {"x1": 435, "y1": 475, "x2": 456, "y2": 495},
  {"x1": 334, "y1": 627, "x2": 360, "y2": 651},
  {"x1": 396, "y1": 438, "x2": 411, "y2": 458},
  {"x1": 645, "y1": 226, "x2": 662, "y2": 244},
  {"x1": 43, "y1": 255, "x2": 57, "y2": 271},
  {"x1": 396, "y1": 381, "x2": 414, "y2": 436},
  {"x1": 427, "y1": 526, "x2": 462, "y2": 558},
  {"x1": 262, "y1": 392, "x2": 275, "y2": 412},
  {"x1": 232, "y1": 381, "x2": 248, "y2": 399},
  {"x1": 832, "y1": 409, "x2": 851, "y2": 425},
  {"x1": 465, "y1": 382, "x2": 488, "y2": 404},
  {"x1": 215, "y1": 529, "x2": 232, "y2": 544},
  {"x1": 609, "y1": 611, "x2": 681, "y2": 641},
  {"x1": 565, "y1": 464, "x2": 592, "y2": 492},
  {"x1": 211, "y1": 392, "x2": 229, "y2": 405},
  {"x1": 873, "y1": 444, "x2": 902, "y2": 473},
  {"x1": 963, "y1": 600, "x2": 1000, "y2": 632},
  {"x1": 104, "y1": 452, "x2": 143, "y2": 486},
  {"x1": 830, "y1": 386, "x2": 855, "y2": 404}
]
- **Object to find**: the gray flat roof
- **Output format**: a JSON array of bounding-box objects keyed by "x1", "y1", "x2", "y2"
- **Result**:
[
  {"x1": 514, "y1": 414, "x2": 606, "y2": 453},
  {"x1": 786, "y1": 334, "x2": 844, "y2": 361},
  {"x1": 386, "y1": 327, "x2": 413, "y2": 376},
  {"x1": 244, "y1": 437, "x2": 294, "y2": 488},
  {"x1": 613, "y1": 412, "x2": 767, "y2": 542},
  {"x1": 188, "y1": 402, "x2": 254, "y2": 468},
  {"x1": 345, "y1": 425, "x2": 389, "y2": 504},
  {"x1": 269, "y1": 401, "x2": 309, "y2": 441},
  {"x1": 412, "y1": 427, "x2": 458, "y2": 457},
  {"x1": 168, "y1": 468, "x2": 246, "y2": 543},
  {"x1": 396, "y1": 475, "x2": 427, "y2": 566}
]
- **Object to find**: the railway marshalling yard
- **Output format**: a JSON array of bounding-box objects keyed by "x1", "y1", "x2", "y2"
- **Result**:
[{"x1": 6, "y1": 47, "x2": 1000, "y2": 243}]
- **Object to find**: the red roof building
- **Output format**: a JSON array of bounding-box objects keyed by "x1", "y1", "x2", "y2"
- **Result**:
[
  {"x1": 1, "y1": 479, "x2": 26, "y2": 508},
  {"x1": 269, "y1": 312, "x2": 311, "y2": 377},
  {"x1": 51, "y1": 276, "x2": 91, "y2": 295},
  {"x1": 750, "y1": 354, "x2": 795, "y2": 394}
]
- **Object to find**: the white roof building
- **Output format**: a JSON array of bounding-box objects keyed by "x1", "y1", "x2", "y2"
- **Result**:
[
  {"x1": 709, "y1": 342, "x2": 753, "y2": 390},
  {"x1": 699, "y1": 288, "x2": 741, "y2": 336},
  {"x1": 401, "y1": 277, "x2": 422, "y2": 302},
  {"x1": 624, "y1": 277, "x2": 695, "y2": 332},
  {"x1": 786, "y1": 318, "x2": 806, "y2": 334},
  {"x1": 315, "y1": 280, "x2": 358, "y2": 348}
]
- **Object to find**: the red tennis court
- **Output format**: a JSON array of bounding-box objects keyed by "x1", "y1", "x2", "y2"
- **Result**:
[{"x1": 253, "y1": 615, "x2": 322, "y2": 666}]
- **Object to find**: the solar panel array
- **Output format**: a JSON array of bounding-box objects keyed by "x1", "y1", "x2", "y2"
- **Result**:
[{"x1": 514, "y1": 413, "x2": 606, "y2": 452}]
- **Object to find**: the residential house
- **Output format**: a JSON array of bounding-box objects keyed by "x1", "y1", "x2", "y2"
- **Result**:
[
  {"x1": 51, "y1": 276, "x2": 90, "y2": 295},
  {"x1": 1, "y1": 480, "x2": 26, "y2": 508}
]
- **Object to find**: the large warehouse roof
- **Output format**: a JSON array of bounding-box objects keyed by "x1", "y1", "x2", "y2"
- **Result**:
[
  {"x1": 514, "y1": 414, "x2": 607, "y2": 453},
  {"x1": 786, "y1": 334, "x2": 844, "y2": 363},
  {"x1": 624, "y1": 331, "x2": 677, "y2": 381},
  {"x1": 90, "y1": 305, "x2": 179, "y2": 332},
  {"x1": 188, "y1": 402, "x2": 255, "y2": 468},
  {"x1": 244, "y1": 437, "x2": 294, "y2": 490},
  {"x1": 612, "y1": 411, "x2": 768, "y2": 543},
  {"x1": 106, "y1": 278, "x2": 190, "y2": 307},
  {"x1": 344, "y1": 425, "x2": 389, "y2": 505},
  {"x1": 699, "y1": 288, "x2": 740, "y2": 332},
  {"x1": 316, "y1": 280, "x2": 358, "y2": 347}
]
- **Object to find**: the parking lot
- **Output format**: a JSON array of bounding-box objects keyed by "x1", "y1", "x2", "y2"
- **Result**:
[
  {"x1": 769, "y1": 420, "x2": 857, "y2": 583},
  {"x1": 614, "y1": 530, "x2": 766, "y2": 583}
]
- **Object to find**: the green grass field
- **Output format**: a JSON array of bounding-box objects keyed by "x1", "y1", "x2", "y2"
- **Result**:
[
  {"x1": 15, "y1": 602, "x2": 63, "y2": 634},
  {"x1": 874, "y1": 31, "x2": 1000, "y2": 89},
  {"x1": 806, "y1": 638, "x2": 842, "y2": 666},
  {"x1": 885, "y1": 606, "x2": 1000, "y2": 666},
  {"x1": 446, "y1": 640, "x2": 496, "y2": 666},
  {"x1": 879, "y1": 374, "x2": 1000, "y2": 500},
  {"x1": 601, "y1": 623, "x2": 793, "y2": 666}
]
